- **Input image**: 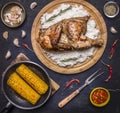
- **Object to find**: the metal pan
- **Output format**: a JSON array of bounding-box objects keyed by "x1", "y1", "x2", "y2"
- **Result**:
[{"x1": 1, "y1": 61, "x2": 51, "y2": 113}]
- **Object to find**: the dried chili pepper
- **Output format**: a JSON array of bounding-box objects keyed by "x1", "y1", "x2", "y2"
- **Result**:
[
  {"x1": 101, "y1": 60, "x2": 113, "y2": 82},
  {"x1": 63, "y1": 78, "x2": 80, "y2": 91},
  {"x1": 109, "y1": 39, "x2": 119, "y2": 59},
  {"x1": 22, "y1": 43, "x2": 33, "y2": 52}
]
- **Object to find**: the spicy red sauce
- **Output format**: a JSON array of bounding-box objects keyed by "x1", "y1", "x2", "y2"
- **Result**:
[{"x1": 91, "y1": 89, "x2": 108, "y2": 104}]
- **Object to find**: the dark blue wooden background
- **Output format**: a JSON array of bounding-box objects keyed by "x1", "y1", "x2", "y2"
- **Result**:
[{"x1": 0, "y1": 0, "x2": 120, "y2": 113}]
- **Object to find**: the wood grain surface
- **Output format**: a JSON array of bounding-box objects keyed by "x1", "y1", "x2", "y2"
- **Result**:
[{"x1": 31, "y1": 0, "x2": 107, "y2": 74}]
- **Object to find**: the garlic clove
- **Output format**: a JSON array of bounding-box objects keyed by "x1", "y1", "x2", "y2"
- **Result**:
[
  {"x1": 21, "y1": 30, "x2": 26, "y2": 38},
  {"x1": 5, "y1": 50, "x2": 11, "y2": 59},
  {"x1": 30, "y1": 2, "x2": 37, "y2": 9},
  {"x1": 3, "y1": 31, "x2": 9, "y2": 40},
  {"x1": 110, "y1": 27, "x2": 118, "y2": 34},
  {"x1": 13, "y1": 38, "x2": 20, "y2": 47}
]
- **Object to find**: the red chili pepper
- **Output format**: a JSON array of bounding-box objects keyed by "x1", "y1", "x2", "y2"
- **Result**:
[
  {"x1": 101, "y1": 60, "x2": 113, "y2": 82},
  {"x1": 22, "y1": 43, "x2": 33, "y2": 52},
  {"x1": 109, "y1": 39, "x2": 119, "y2": 59},
  {"x1": 62, "y1": 79, "x2": 80, "y2": 92}
]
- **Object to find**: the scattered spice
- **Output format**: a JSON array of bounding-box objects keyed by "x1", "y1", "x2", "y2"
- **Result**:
[
  {"x1": 101, "y1": 60, "x2": 113, "y2": 82},
  {"x1": 3, "y1": 31, "x2": 9, "y2": 40},
  {"x1": 5, "y1": 50, "x2": 11, "y2": 59},
  {"x1": 46, "y1": 6, "x2": 72, "y2": 22},
  {"x1": 30, "y1": 2, "x2": 37, "y2": 9},
  {"x1": 22, "y1": 43, "x2": 33, "y2": 52},
  {"x1": 109, "y1": 39, "x2": 119, "y2": 59},
  {"x1": 13, "y1": 38, "x2": 20, "y2": 47},
  {"x1": 110, "y1": 27, "x2": 117, "y2": 34},
  {"x1": 63, "y1": 78, "x2": 80, "y2": 91},
  {"x1": 21, "y1": 30, "x2": 26, "y2": 38}
]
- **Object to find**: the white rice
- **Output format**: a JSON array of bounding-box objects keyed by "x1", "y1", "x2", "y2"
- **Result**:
[
  {"x1": 40, "y1": 4, "x2": 100, "y2": 67},
  {"x1": 85, "y1": 20, "x2": 99, "y2": 39},
  {"x1": 41, "y1": 4, "x2": 89, "y2": 29}
]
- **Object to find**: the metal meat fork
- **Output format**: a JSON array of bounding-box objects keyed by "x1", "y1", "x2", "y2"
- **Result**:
[{"x1": 58, "y1": 69, "x2": 104, "y2": 108}]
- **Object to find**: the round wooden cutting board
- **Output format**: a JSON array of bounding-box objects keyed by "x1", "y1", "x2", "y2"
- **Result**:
[{"x1": 31, "y1": 0, "x2": 107, "y2": 74}]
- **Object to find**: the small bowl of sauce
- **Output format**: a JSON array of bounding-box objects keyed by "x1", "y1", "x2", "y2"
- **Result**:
[
  {"x1": 90, "y1": 87, "x2": 110, "y2": 107},
  {"x1": 103, "y1": 1, "x2": 119, "y2": 18}
]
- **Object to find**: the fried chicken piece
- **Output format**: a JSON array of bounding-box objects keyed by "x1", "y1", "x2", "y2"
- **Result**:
[
  {"x1": 39, "y1": 16, "x2": 103, "y2": 50},
  {"x1": 40, "y1": 24, "x2": 62, "y2": 49},
  {"x1": 62, "y1": 16, "x2": 89, "y2": 42},
  {"x1": 57, "y1": 34, "x2": 103, "y2": 50}
]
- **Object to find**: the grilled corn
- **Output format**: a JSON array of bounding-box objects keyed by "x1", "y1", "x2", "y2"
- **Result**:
[
  {"x1": 7, "y1": 72, "x2": 41, "y2": 105},
  {"x1": 16, "y1": 64, "x2": 48, "y2": 94}
]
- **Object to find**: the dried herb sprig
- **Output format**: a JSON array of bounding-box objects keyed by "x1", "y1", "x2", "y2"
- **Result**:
[
  {"x1": 60, "y1": 57, "x2": 78, "y2": 62},
  {"x1": 46, "y1": 6, "x2": 72, "y2": 22}
]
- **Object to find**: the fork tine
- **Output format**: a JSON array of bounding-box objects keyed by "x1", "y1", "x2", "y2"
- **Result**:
[
  {"x1": 87, "y1": 72, "x2": 104, "y2": 84},
  {"x1": 86, "y1": 68, "x2": 101, "y2": 81}
]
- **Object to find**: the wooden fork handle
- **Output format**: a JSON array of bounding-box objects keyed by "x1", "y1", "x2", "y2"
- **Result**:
[{"x1": 58, "y1": 90, "x2": 79, "y2": 108}]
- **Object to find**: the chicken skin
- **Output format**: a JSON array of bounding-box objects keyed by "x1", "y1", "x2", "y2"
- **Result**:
[{"x1": 38, "y1": 16, "x2": 103, "y2": 50}]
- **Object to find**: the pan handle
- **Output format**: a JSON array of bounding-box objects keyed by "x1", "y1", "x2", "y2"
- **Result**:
[{"x1": 0, "y1": 102, "x2": 13, "y2": 113}]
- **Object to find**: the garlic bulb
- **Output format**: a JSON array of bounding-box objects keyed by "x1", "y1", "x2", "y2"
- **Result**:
[
  {"x1": 5, "y1": 50, "x2": 11, "y2": 59},
  {"x1": 21, "y1": 30, "x2": 26, "y2": 38},
  {"x1": 13, "y1": 38, "x2": 20, "y2": 47},
  {"x1": 110, "y1": 27, "x2": 117, "y2": 34},
  {"x1": 3, "y1": 31, "x2": 9, "y2": 40},
  {"x1": 30, "y1": 2, "x2": 37, "y2": 9}
]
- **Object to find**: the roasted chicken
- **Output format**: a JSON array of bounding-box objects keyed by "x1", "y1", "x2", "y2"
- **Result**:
[{"x1": 38, "y1": 16, "x2": 103, "y2": 50}]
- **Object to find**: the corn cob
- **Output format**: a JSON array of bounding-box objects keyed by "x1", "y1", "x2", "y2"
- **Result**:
[
  {"x1": 7, "y1": 72, "x2": 41, "y2": 105},
  {"x1": 16, "y1": 64, "x2": 48, "y2": 95}
]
